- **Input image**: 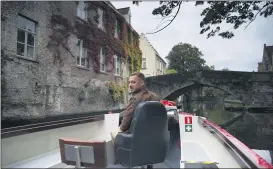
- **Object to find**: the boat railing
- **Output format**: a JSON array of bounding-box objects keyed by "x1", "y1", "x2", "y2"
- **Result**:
[
  {"x1": 1, "y1": 113, "x2": 118, "y2": 168},
  {"x1": 197, "y1": 117, "x2": 273, "y2": 168}
]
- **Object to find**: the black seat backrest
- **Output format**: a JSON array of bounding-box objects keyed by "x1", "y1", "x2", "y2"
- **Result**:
[{"x1": 129, "y1": 101, "x2": 168, "y2": 159}]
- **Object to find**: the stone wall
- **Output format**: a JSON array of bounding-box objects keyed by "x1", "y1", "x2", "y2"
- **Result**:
[
  {"x1": 1, "y1": 1, "x2": 127, "y2": 121},
  {"x1": 1, "y1": 1, "x2": 51, "y2": 120},
  {"x1": 146, "y1": 70, "x2": 273, "y2": 107}
]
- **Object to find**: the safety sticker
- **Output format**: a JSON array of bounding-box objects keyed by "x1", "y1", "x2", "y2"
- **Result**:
[
  {"x1": 185, "y1": 125, "x2": 192, "y2": 132},
  {"x1": 184, "y1": 116, "x2": 192, "y2": 124}
]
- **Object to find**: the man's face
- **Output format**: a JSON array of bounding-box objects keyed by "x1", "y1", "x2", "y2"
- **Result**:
[{"x1": 128, "y1": 75, "x2": 144, "y2": 93}]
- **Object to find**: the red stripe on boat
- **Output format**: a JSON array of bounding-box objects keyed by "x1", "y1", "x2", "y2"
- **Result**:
[
  {"x1": 160, "y1": 100, "x2": 176, "y2": 106},
  {"x1": 179, "y1": 112, "x2": 193, "y2": 116},
  {"x1": 204, "y1": 119, "x2": 273, "y2": 168}
]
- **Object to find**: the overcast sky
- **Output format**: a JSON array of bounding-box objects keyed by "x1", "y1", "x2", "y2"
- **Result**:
[{"x1": 112, "y1": 1, "x2": 273, "y2": 72}]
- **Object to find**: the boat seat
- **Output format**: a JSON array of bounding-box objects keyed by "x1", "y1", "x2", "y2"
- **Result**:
[{"x1": 114, "y1": 101, "x2": 170, "y2": 168}]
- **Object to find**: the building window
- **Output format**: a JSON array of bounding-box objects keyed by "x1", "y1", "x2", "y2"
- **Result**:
[
  {"x1": 100, "y1": 47, "x2": 106, "y2": 72},
  {"x1": 114, "y1": 55, "x2": 121, "y2": 76},
  {"x1": 114, "y1": 19, "x2": 118, "y2": 38},
  {"x1": 127, "y1": 28, "x2": 131, "y2": 44},
  {"x1": 160, "y1": 62, "x2": 163, "y2": 71},
  {"x1": 77, "y1": 1, "x2": 87, "y2": 20},
  {"x1": 142, "y1": 58, "x2": 146, "y2": 69},
  {"x1": 97, "y1": 8, "x2": 104, "y2": 30},
  {"x1": 133, "y1": 34, "x2": 137, "y2": 46},
  {"x1": 157, "y1": 59, "x2": 160, "y2": 70},
  {"x1": 76, "y1": 39, "x2": 89, "y2": 68},
  {"x1": 116, "y1": 19, "x2": 122, "y2": 39},
  {"x1": 17, "y1": 15, "x2": 36, "y2": 58}
]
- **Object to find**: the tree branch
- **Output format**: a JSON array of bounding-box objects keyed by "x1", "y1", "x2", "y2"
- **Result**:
[
  {"x1": 154, "y1": 15, "x2": 175, "y2": 30},
  {"x1": 155, "y1": 19, "x2": 173, "y2": 30},
  {"x1": 244, "y1": 3, "x2": 268, "y2": 30},
  {"x1": 145, "y1": 1, "x2": 183, "y2": 35}
]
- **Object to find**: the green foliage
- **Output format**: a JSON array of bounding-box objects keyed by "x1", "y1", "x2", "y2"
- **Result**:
[
  {"x1": 132, "y1": 1, "x2": 142, "y2": 6},
  {"x1": 195, "y1": 1, "x2": 273, "y2": 39},
  {"x1": 108, "y1": 81, "x2": 128, "y2": 103},
  {"x1": 122, "y1": 22, "x2": 142, "y2": 73},
  {"x1": 222, "y1": 67, "x2": 230, "y2": 71},
  {"x1": 166, "y1": 42, "x2": 214, "y2": 73},
  {"x1": 48, "y1": 2, "x2": 141, "y2": 73},
  {"x1": 166, "y1": 69, "x2": 177, "y2": 74},
  {"x1": 123, "y1": 42, "x2": 142, "y2": 73},
  {"x1": 202, "y1": 65, "x2": 215, "y2": 70},
  {"x1": 152, "y1": 1, "x2": 182, "y2": 17},
  {"x1": 133, "y1": 1, "x2": 273, "y2": 39}
]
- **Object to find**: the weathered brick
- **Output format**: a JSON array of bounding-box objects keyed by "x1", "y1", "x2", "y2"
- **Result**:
[
  {"x1": 1, "y1": 1, "x2": 129, "y2": 120},
  {"x1": 146, "y1": 70, "x2": 273, "y2": 107}
]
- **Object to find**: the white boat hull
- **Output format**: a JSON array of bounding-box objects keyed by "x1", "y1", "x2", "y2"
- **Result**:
[
  {"x1": 58, "y1": 113, "x2": 273, "y2": 168},
  {"x1": 2, "y1": 113, "x2": 272, "y2": 168},
  {"x1": 179, "y1": 114, "x2": 241, "y2": 168}
]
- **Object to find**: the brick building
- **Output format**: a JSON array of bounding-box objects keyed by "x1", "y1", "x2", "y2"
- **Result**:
[{"x1": 1, "y1": 1, "x2": 142, "y2": 120}]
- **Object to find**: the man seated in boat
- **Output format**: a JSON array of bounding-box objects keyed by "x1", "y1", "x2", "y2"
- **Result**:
[{"x1": 110, "y1": 72, "x2": 160, "y2": 142}]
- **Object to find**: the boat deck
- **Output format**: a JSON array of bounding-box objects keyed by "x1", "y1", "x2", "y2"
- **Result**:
[
  {"x1": 6, "y1": 113, "x2": 271, "y2": 168},
  {"x1": 179, "y1": 115, "x2": 241, "y2": 168},
  {"x1": 60, "y1": 114, "x2": 242, "y2": 169}
]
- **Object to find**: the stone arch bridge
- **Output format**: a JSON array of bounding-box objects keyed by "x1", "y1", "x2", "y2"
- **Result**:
[{"x1": 146, "y1": 70, "x2": 273, "y2": 107}]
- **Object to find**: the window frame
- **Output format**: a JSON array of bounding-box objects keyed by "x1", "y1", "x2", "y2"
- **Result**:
[
  {"x1": 16, "y1": 15, "x2": 36, "y2": 59},
  {"x1": 114, "y1": 19, "x2": 118, "y2": 38},
  {"x1": 142, "y1": 58, "x2": 146, "y2": 69},
  {"x1": 76, "y1": 39, "x2": 89, "y2": 68},
  {"x1": 100, "y1": 47, "x2": 107, "y2": 72},
  {"x1": 116, "y1": 19, "x2": 122, "y2": 39},
  {"x1": 97, "y1": 8, "x2": 104, "y2": 30},
  {"x1": 77, "y1": 1, "x2": 87, "y2": 21},
  {"x1": 114, "y1": 55, "x2": 121, "y2": 76}
]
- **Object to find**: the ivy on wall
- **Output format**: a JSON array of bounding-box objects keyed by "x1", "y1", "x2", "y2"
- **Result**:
[
  {"x1": 48, "y1": 1, "x2": 142, "y2": 74},
  {"x1": 47, "y1": 14, "x2": 74, "y2": 67},
  {"x1": 107, "y1": 81, "x2": 128, "y2": 103}
]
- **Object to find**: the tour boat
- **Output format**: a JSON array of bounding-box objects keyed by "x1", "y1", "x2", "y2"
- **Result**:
[
  {"x1": 2, "y1": 100, "x2": 272, "y2": 168},
  {"x1": 56, "y1": 100, "x2": 273, "y2": 169}
]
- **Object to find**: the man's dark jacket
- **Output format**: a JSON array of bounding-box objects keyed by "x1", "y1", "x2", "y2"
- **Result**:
[{"x1": 119, "y1": 87, "x2": 160, "y2": 132}]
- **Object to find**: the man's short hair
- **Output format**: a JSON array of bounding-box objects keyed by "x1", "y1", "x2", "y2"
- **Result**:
[{"x1": 130, "y1": 72, "x2": 146, "y2": 83}]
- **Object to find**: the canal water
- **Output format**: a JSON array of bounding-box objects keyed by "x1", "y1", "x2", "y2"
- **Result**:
[
  {"x1": 191, "y1": 100, "x2": 273, "y2": 164},
  {"x1": 192, "y1": 100, "x2": 272, "y2": 148},
  {"x1": 192, "y1": 100, "x2": 240, "y2": 125}
]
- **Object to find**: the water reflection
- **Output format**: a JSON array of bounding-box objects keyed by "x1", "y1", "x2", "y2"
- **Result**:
[{"x1": 195, "y1": 100, "x2": 241, "y2": 125}]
